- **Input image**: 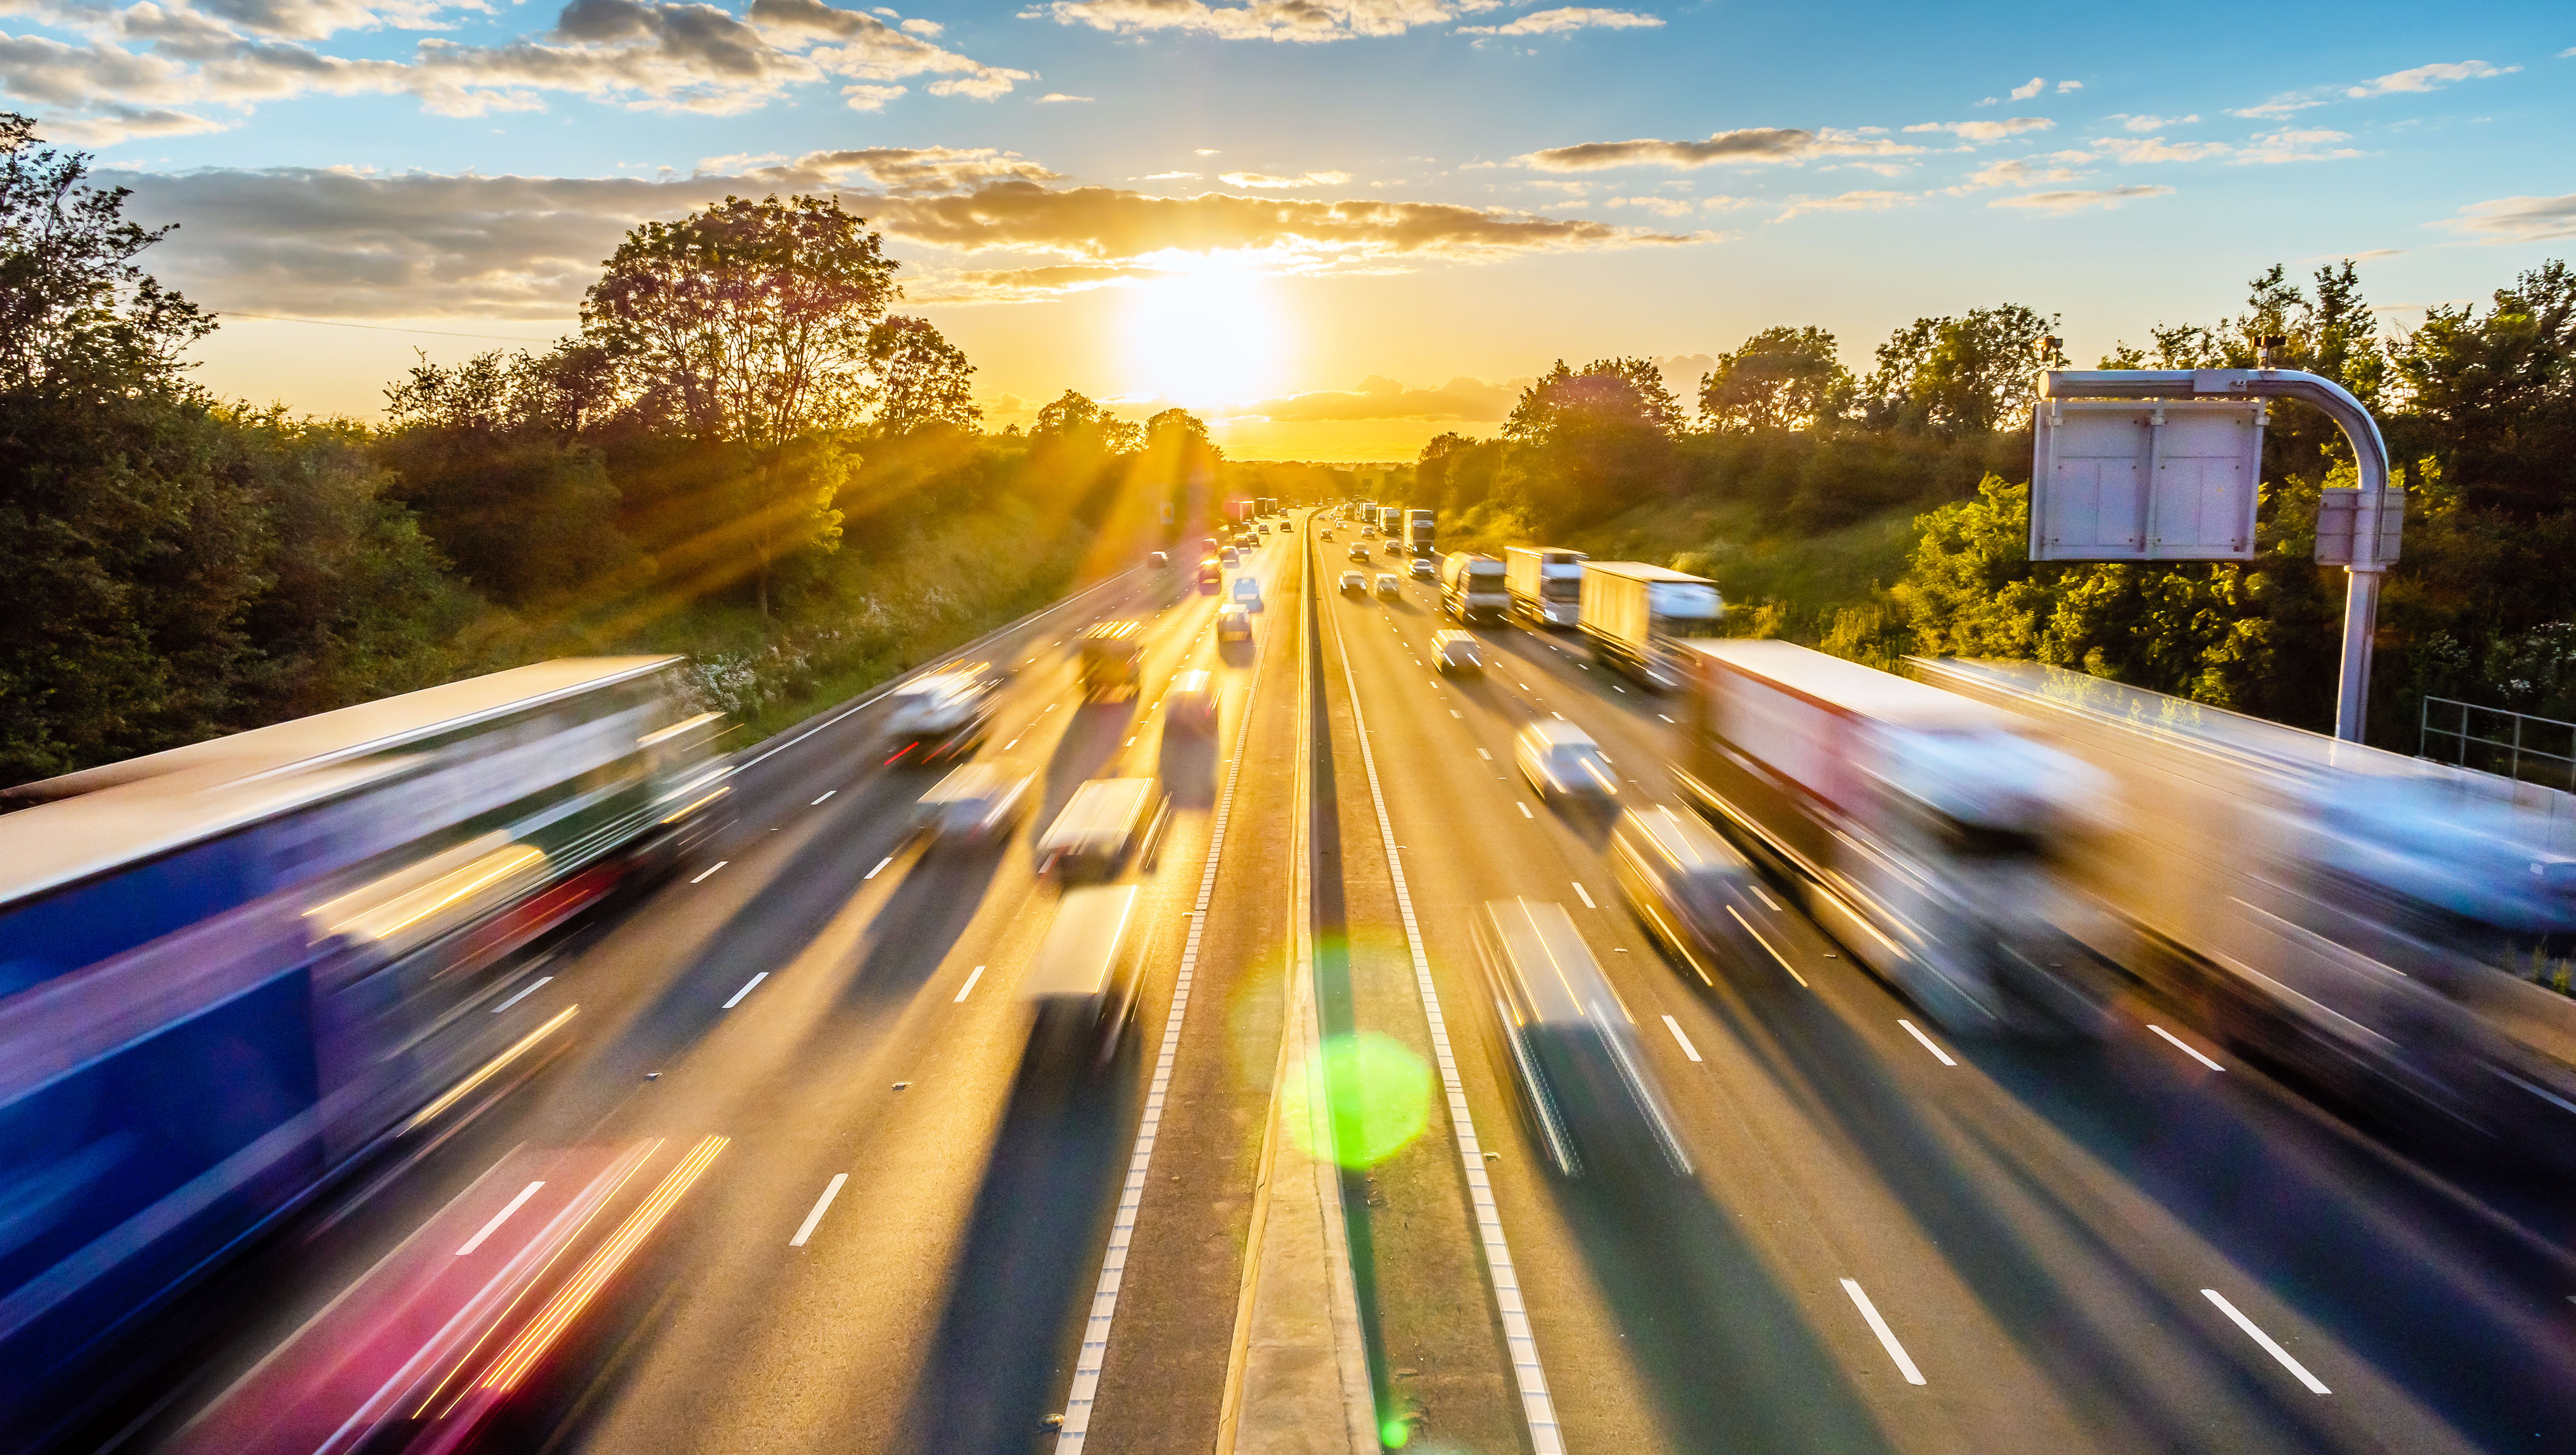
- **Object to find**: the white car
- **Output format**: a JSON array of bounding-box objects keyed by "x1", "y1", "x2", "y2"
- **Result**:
[
  {"x1": 1339, "y1": 570, "x2": 1366, "y2": 594},
  {"x1": 1409, "y1": 557, "x2": 1436, "y2": 581},
  {"x1": 913, "y1": 763, "x2": 1034, "y2": 846},
  {"x1": 1515, "y1": 720, "x2": 1618, "y2": 803},
  {"x1": 1431, "y1": 629, "x2": 1482, "y2": 674},
  {"x1": 1373, "y1": 573, "x2": 1400, "y2": 599}
]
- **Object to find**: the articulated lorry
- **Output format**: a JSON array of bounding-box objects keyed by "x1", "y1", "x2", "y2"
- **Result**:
[
  {"x1": 1578, "y1": 561, "x2": 1724, "y2": 689},
  {"x1": 1673, "y1": 640, "x2": 2104, "y2": 1033},
  {"x1": 1916, "y1": 657, "x2": 2576, "y2": 1152},
  {"x1": 1504, "y1": 546, "x2": 1586, "y2": 629},
  {"x1": 1404, "y1": 508, "x2": 1437, "y2": 558}
]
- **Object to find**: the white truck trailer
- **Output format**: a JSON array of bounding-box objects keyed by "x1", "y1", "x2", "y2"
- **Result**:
[
  {"x1": 1674, "y1": 640, "x2": 2104, "y2": 1032},
  {"x1": 1578, "y1": 561, "x2": 1724, "y2": 689},
  {"x1": 1916, "y1": 656, "x2": 2576, "y2": 1151},
  {"x1": 1503, "y1": 546, "x2": 1586, "y2": 630}
]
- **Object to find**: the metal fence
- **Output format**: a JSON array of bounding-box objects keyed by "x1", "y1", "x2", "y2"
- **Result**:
[{"x1": 2420, "y1": 696, "x2": 2576, "y2": 794}]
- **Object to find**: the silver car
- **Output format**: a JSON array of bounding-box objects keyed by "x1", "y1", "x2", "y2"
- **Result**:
[
  {"x1": 1037, "y1": 776, "x2": 1169, "y2": 878},
  {"x1": 1515, "y1": 720, "x2": 1618, "y2": 803},
  {"x1": 914, "y1": 763, "x2": 1035, "y2": 847},
  {"x1": 1609, "y1": 805, "x2": 1774, "y2": 986},
  {"x1": 1475, "y1": 898, "x2": 1689, "y2": 1178},
  {"x1": 1431, "y1": 629, "x2": 1482, "y2": 674}
]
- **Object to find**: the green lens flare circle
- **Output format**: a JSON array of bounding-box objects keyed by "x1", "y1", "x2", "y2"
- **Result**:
[{"x1": 1283, "y1": 1031, "x2": 1434, "y2": 1170}]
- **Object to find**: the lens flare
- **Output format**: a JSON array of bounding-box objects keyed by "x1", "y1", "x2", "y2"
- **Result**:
[{"x1": 1284, "y1": 1031, "x2": 1433, "y2": 1169}]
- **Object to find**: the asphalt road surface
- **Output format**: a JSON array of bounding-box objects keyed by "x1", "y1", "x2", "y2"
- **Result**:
[{"x1": 93, "y1": 512, "x2": 2576, "y2": 1455}]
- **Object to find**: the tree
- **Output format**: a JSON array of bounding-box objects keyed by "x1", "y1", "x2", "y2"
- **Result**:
[
  {"x1": 2388, "y1": 260, "x2": 2576, "y2": 518},
  {"x1": 581, "y1": 194, "x2": 896, "y2": 615},
  {"x1": 1031, "y1": 390, "x2": 1143, "y2": 453},
  {"x1": 1864, "y1": 305, "x2": 2062, "y2": 435},
  {"x1": 1699, "y1": 326, "x2": 1854, "y2": 434},
  {"x1": 0, "y1": 112, "x2": 211, "y2": 400},
  {"x1": 1497, "y1": 359, "x2": 1685, "y2": 531},
  {"x1": 867, "y1": 314, "x2": 981, "y2": 437}
]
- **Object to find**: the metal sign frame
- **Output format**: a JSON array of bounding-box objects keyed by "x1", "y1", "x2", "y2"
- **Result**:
[{"x1": 2030, "y1": 398, "x2": 2267, "y2": 562}]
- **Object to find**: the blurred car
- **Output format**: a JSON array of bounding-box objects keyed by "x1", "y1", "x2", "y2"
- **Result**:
[
  {"x1": 1321, "y1": 529, "x2": 1336, "y2": 541},
  {"x1": 1383, "y1": 539, "x2": 1405, "y2": 556},
  {"x1": 1516, "y1": 719, "x2": 1618, "y2": 803},
  {"x1": 1166, "y1": 668, "x2": 1220, "y2": 735},
  {"x1": 881, "y1": 660, "x2": 999, "y2": 767},
  {"x1": 1257, "y1": 523, "x2": 1270, "y2": 534},
  {"x1": 1231, "y1": 574, "x2": 1263, "y2": 610},
  {"x1": 1079, "y1": 621, "x2": 1144, "y2": 699},
  {"x1": 1431, "y1": 629, "x2": 1482, "y2": 674},
  {"x1": 1037, "y1": 776, "x2": 1169, "y2": 878},
  {"x1": 1373, "y1": 573, "x2": 1400, "y2": 598},
  {"x1": 914, "y1": 762, "x2": 1035, "y2": 847},
  {"x1": 1148, "y1": 550, "x2": 1169, "y2": 569},
  {"x1": 1220, "y1": 546, "x2": 1241, "y2": 567},
  {"x1": 1610, "y1": 805, "x2": 1774, "y2": 985},
  {"x1": 1339, "y1": 570, "x2": 1366, "y2": 594},
  {"x1": 1361, "y1": 525, "x2": 1378, "y2": 539},
  {"x1": 1409, "y1": 557, "x2": 1436, "y2": 581},
  {"x1": 1475, "y1": 898, "x2": 1690, "y2": 1178},
  {"x1": 1024, "y1": 884, "x2": 1147, "y2": 1075},
  {"x1": 1348, "y1": 543, "x2": 1370, "y2": 562},
  {"x1": 1217, "y1": 604, "x2": 1253, "y2": 641}
]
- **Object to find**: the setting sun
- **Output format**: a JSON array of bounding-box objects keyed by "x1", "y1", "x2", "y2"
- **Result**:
[{"x1": 1121, "y1": 266, "x2": 1286, "y2": 409}]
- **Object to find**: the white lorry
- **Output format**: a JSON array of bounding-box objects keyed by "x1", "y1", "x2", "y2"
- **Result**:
[
  {"x1": 1578, "y1": 562, "x2": 1724, "y2": 690},
  {"x1": 1916, "y1": 656, "x2": 2576, "y2": 1151},
  {"x1": 1503, "y1": 546, "x2": 1586, "y2": 630},
  {"x1": 1439, "y1": 552, "x2": 1509, "y2": 624},
  {"x1": 1673, "y1": 640, "x2": 2104, "y2": 1032}
]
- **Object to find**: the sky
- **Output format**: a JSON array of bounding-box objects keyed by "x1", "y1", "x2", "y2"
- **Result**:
[{"x1": 4, "y1": 0, "x2": 2570, "y2": 458}]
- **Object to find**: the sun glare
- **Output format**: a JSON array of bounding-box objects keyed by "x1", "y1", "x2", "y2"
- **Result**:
[{"x1": 1122, "y1": 266, "x2": 1286, "y2": 409}]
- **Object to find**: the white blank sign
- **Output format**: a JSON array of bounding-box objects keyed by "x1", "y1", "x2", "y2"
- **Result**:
[{"x1": 2030, "y1": 399, "x2": 2266, "y2": 562}]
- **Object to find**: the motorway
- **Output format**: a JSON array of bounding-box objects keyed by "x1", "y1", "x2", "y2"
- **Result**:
[{"x1": 106, "y1": 511, "x2": 2576, "y2": 1455}]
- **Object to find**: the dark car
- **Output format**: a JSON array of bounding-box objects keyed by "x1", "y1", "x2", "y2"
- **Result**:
[
  {"x1": 1610, "y1": 805, "x2": 1777, "y2": 987},
  {"x1": 1475, "y1": 899, "x2": 1691, "y2": 1179}
]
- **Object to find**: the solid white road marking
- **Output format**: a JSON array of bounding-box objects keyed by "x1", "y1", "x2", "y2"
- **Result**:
[
  {"x1": 1662, "y1": 1015, "x2": 1702, "y2": 1062},
  {"x1": 1451, "y1": 710, "x2": 1463, "y2": 718},
  {"x1": 490, "y1": 976, "x2": 553, "y2": 1014},
  {"x1": 1328, "y1": 596, "x2": 1566, "y2": 1455},
  {"x1": 722, "y1": 972, "x2": 769, "y2": 1009},
  {"x1": 1612, "y1": 685, "x2": 1626, "y2": 693},
  {"x1": 1476, "y1": 748, "x2": 1492, "y2": 760},
  {"x1": 1657, "y1": 713, "x2": 1676, "y2": 724},
  {"x1": 1898, "y1": 1019, "x2": 1956, "y2": 1066},
  {"x1": 2149, "y1": 1024, "x2": 2225, "y2": 1071},
  {"x1": 1748, "y1": 883, "x2": 1781, "y2": 912},
  {"x1": 811, "y1": 790, "x2": 836, "y2": 805},
  {"x1": 1551, "y1": 712, "x2": 1566, "y2": 721},
  {"x1": 1517, "y1": 803, "x2": 1534, "y2": 819},
  {"x1": 865, "y1": 856, "x2": 893, "y2": 880},
  {"x1": 790, "y1": 1174, "x2": 849, "y2": 1247},
  {"x1": 1006, "y1": 738, "x2": 1021, "y2": 750},
  {"x1": 456, "y1": 1181, "x2": 545, "y2": 1255},
  {"x1": 1727, "y1": 907, "x2": 1808, "y2": 988},
  {"x1": 1840, "y1": 1279, "x2": 1927, "y2": 1385},
  {"x1": 2202, "y1": 1289, "x2": 2330, "y2": 1393},
  {"x1": 690, "y1": 861, "x2": 728, "y2": 884},
  {"x1": 1572, "y1": 881, "x2": 1595, "y2": 908},
  {"x1": 955, "y1": 965, "x2": 984, "y2": 1003}
]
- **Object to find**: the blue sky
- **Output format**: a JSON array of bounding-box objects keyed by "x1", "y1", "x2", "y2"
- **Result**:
[{"x1": 6, "y1": 0, "x2": 2568, "y2": 454}]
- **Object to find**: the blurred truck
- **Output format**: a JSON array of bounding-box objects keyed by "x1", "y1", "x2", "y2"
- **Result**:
[
  {"x1": 1441, "y1": 552, "x2": 1509, "y2": 624},
  {"x1": 1404, "y1": 508, "x2": 1437, "y2": 558},
  {"x1": 1079, "y1": 621, "x2": 1144, "y2": 699},
  {"x1": 1579, "y1": 562, "x2": 1724, "y2": 689},
  {"x1": 1916, "y1": 657, "x2": 2576, "y2": 1152},
  {"x1": 1023, "y1": 884, "x2": 1148, "y2": 1076},
  {"x1": 0, "y1": 658, "x2": 731, "y2": 1445},
  {"x1": 1504, "y1": 546, "x2": 1587, "y2": 629},
  {"x1": 1672, "y1": 640, "x2": 2103, "y2": 1033},
  {"x1": 1037, "y1": 776, "x2": 1170, "y2": 879}
]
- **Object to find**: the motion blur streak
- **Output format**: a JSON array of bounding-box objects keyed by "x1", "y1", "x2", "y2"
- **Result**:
[
  {"x1": 475, "y1": 1136, "x2": 729, "y2": 1397},
  {"x1": 404, "y1": 1006, "x2": 580, "y2": 1133}
]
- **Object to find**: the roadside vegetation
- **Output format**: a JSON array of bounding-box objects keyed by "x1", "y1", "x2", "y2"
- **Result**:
[
  {"x1": 1425, "y1": 265, "x2": 2576, "y2": 748},
  {"x1": 0, "y1": 116, "x2": 1352, "y2": 787}
]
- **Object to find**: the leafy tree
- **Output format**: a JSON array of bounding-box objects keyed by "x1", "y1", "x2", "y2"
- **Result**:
[
  {"x1": 1864, "y1": 305, "x2": 2063, "y2": 435},
  {"x1": 1494, "y1": 358, "x2": 1685, "y2": 532},
  {"x1": 582, "y1": 194, "x2": 895, "y2": 615},
  {"x1": 0, "y1": 113, "x2": 211, "y2": 399},
  {"x1": 1699, "y1": 326, "x2": 1854, "y2": 434},
  {"x1": 2388, "y1": 260, "x2": 2576, "y2": 518},
  {"x1": 1031, "y1": 389, "x2": 1143, "y2": 453},
  {"x1": 867, "y1": 314, "x2": 981, "y2": 437}
]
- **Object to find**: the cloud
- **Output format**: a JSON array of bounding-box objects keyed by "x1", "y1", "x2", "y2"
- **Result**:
[
  {"x1": 2235, "y1": 127, "x2": 2360, "y2": 164},
  {"x1": 1219, "y1": 169, "x2": 1352, "y2": 188},
  {"x1": 102, "y1": 161, "x2": 1707, "y2": 317},
  {"x1": 1951, "y1": 154, "x2": 2088, "y2": 192},
  {"x1": 1518, "y1": 125, "x2": 1920, "y2": 171},
  {"x1": 2235, "y1": 57, "x2": 2515, "y2": 119},
  {"x1": 1990, "y1": 184, "x2": 2172, "y2": 214},
  {"x1": 1028, "y1": 0, "x2": 1462, "y2": 44},
  {"x1": 1456, "y1": 6, "x2": 1659, "y2": 36},
  {"x1": 1773, "y1": 188, "x2": 1913, "y2": 221},
  {"x1": 2430, "y1": 193, "x2": 2576, "y2": 244},
  {"x1": 2093, "y1": 135, "x2": 2229, "y2": 164},
  {"x1": 2109, "y1": 111, "x2": 2196, "y2": 131},
  {"x1": 1036, "y1": 90, "x2": 1088, "y2": 100},
  {"x1": 1243, "y1": 374, "x2": 1517, "y2": 422},
  {"x1": 2054, "y1": 79, "x2": 2079, "y2": 92},
  {"x1": 1599, "y1": 194, "x2": 1692, "y2": 216},
  {"x1": 0, "y1": 0, "x2": 1033, "y2": 140},
  {"x1": 2008, "y1": 75, "x2": 2041, "y2": 101},
  {"x1": 1903, "y1": 116, "x2": 2052, "y2": 141}
]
